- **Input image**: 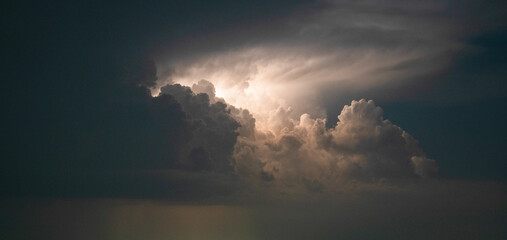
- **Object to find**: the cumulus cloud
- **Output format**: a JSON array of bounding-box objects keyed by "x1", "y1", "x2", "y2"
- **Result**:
[
  {"x1": 2, "y1": 59, "x2": 437, "y2": 199},
  {"x1": 159, "y1": 83, "x2": 240, "y2": 173},
  {"x1": 191, "y1": 79, "x2": 217, "y2": 103},
  {"x1": 232, "y1": 97, "x2": 437, "y2": 194},
  {"x1": 153, "y1": 80, "x2": 438, "y2": 196}
]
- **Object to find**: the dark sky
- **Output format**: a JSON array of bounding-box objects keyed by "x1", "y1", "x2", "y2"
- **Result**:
[
  {"x1": 374, "y1": 27, "x2": 507, "y2": 181},
  {"x1": 1, "y1": 1, "x2": 506, "y2": 239}
]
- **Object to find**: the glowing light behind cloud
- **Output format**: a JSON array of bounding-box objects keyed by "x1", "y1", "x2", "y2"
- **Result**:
[
  {"x1": 155, "y1": 43, "x2": 453, "y2": 129},
  {"x1": 154, "y1": 0, "x2": 463, "y2": 131}
]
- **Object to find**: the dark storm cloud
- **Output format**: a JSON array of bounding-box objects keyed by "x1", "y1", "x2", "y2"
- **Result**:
[
  {"x1": 1, "y1": 59, "x2": 244, "y2": 199},
  {"x1": 3, "y1": 0, "x2": 289, "y2": 198},
  {"x1": 159, "y1": 83, "x2": 240, "y2": 173},
  {"x1": 1, "y1": 57, "x2": 191, "y2": 197}
]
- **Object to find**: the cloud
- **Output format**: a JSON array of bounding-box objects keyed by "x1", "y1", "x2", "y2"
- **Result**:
[
  {"x1": 2, "y1": 1, "x2": 504, "y2": 238},
  {"x1": 150, "y1": 80, "x2": 437, "y2": 196},
  {"x1": 1, "y1": 60, "x2": 244, "y2": 199},
  {"x1": 1, "y1": 55, "x2": 437, "y2": 200},
  {"x1": 159, "y1": 83, "x2": 240, "y2": 173},
  {"x1": 191, "y1": 79, "x2": 217, "y2": 103},
  {"x1": 7, "y1": 0, "x2": 503, "y2": 200},
  {"x1": 154, "y1": 0, "x2": 471, "y2": 119},
  {"x1": 232, "y1": 97, "x2": 437, "y2": 195}
]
